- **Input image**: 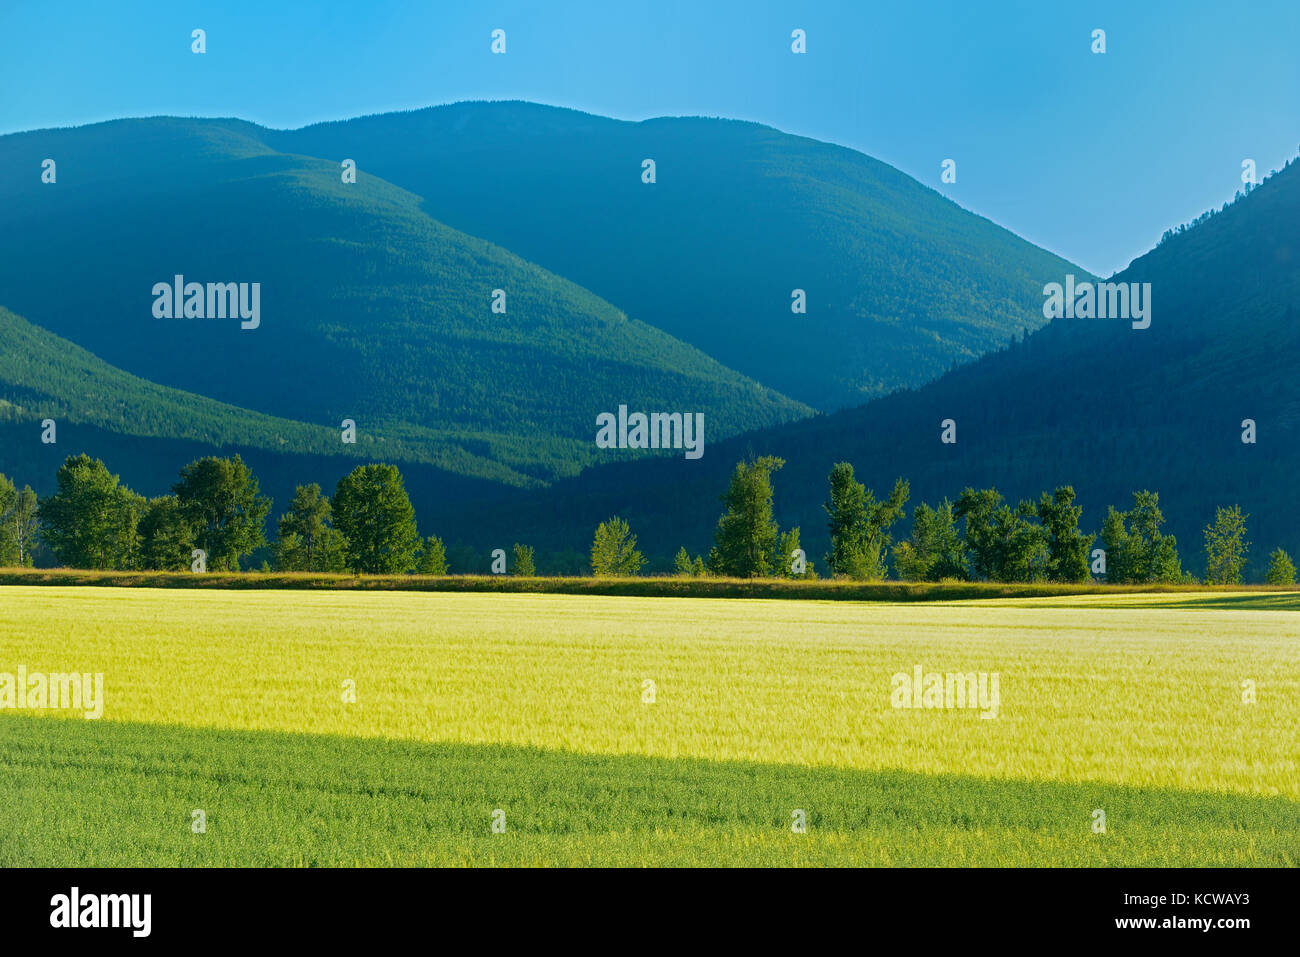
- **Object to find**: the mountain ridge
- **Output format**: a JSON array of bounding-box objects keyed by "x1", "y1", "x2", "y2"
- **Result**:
[
  {"x1": 0, "y1": 112, "x2": 810, "y2": 486},
  {"x1": 272, "y1": 99, "x2": 1088, "y2": 409},
  {"x1": 427, "y1": 156, "x2": 1300, "y2": 577}
]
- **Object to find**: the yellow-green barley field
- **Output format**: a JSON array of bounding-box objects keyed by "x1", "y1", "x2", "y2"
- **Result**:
[{"x1": 0, "y1": 586, "x2": 1296, "y2": 866}]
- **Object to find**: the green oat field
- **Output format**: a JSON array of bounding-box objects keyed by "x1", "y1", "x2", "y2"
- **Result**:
[{"x1": 0, "y1": 585, "x2": 1296, "y2": 866}]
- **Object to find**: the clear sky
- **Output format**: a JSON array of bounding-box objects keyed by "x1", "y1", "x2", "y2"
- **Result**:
[{"x1": 3, "y1": 0, "x2": 1296, "y2": 275}]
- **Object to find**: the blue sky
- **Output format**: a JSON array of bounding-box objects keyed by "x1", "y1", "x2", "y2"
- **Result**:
[{"x1": 3, "y1": 0, "x2": 1296, "y2": 275}]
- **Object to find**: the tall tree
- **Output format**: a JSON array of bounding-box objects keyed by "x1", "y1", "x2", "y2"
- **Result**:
[
  {"x1": 823, "y1": 464, "x2": 909, "y2": 580},
  {"x1": 708, "y1": 456, "x2": 785, "y2": 577},
  {"x1": 1037, "y1": 486, "x2": 1093, "y2": 583},
  {"x1": 1128, "y1": 491, "x2": 1182, "y2": 583},
  {"x1": 1099, "y1": 507, "x2": 1132, "y2": 583},
  {"x1": 895, "y1": 499, "x2": 967, "y2": 581},
  {"x1": 332, "y1": 464, "x2": 420, "y2": 574},
  {"x1": 173, "y1": 455, "x2": 270, "y2": 572},
  {"x1": 0, "y1": 475, "x2": 18, "y2": 566},
  {"x1": 590, "y1": 516, "x2": 646, "y2": 577},
  {"x1": 1203, "y1": 505, "x2": 1250, "y2": 585},
  {"x1": 38, "y1": 454, "x2": 143, "y2": 569},
  {"x1": 954, "y1": 487, "x2": 1006, "y2": 580},
  {"x1": 6, "y1": 485, "x2": 39, "y2": 567},
  {"x1": 274, "y1": 483, "x2": 346, "y2": 572},
  {"x1": 137, "y1": 495, "x2": 196, "y2": 571},
  {"x1": 863, "y1": 478, "x2": 910, "y2": 580},
  {"x1": 824, "y1": 462, "x2": 868, "y2": 576},
  {"x1": 955, "y1": 487, "x2": 1048, "y2": 582},
  {"x1": 1100, "y1": 491, "x2": 1182, "y2": 584}
]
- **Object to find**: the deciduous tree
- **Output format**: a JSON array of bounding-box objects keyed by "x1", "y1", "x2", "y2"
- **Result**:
[
  {"x1": 708, "y1": 456, "x2": 785, "y2": 577},
  {"x1": 173, "y1": 455, "x2": 270, "y2": 572},
  {"x1": 1203, "y1": 505, "x2": 1249, "y2": 585},
  {"x1": 332, "y1": 464, "x2": 420, "y2": 574},
  {"x1": 39, "y1": 455, "x2": 143, "y2": 569},
  {"x1": 1264, "y1": 548, "x2": 1296, "y2": 585},
  {"x1": 590, "y1": 516, "x2": 645, "y2": 576}
]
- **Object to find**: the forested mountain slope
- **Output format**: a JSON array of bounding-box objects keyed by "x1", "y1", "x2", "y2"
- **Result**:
[
  {"x1": 277, "y1": 101, "x2": 1086, "y2": 409},
  {"x1": 0, "y1": 116, "x2": 807, "y2": 486},
  {"x1": 435, "y1": 157, "x2": 1300, "y2": 577}
]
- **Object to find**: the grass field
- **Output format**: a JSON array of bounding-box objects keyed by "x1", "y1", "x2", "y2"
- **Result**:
[{"x1": 0, "y1": 586, "x2": 1296, "y2": 866}]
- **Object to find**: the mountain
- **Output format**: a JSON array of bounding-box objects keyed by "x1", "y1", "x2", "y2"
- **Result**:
[
  {"x1": 0, "y1": 302, "x2": 525, "y2": 476},
  {"x1": 275, "y1": 101, "x2": 1086, "y2": 410},
  {"x1": 430, "y1": 157, "x2": 1300, "y2": 578},
  {"x1": 0, "y1": 303, "x2": 516, "y2": 524},
  {"x1": 0, "y1": 116, "x2": 808, "y2": 487}
]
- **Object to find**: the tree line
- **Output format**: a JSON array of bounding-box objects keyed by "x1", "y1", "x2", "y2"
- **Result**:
[
  {"x1": 0, "y1": 453, "x2": 1294, "y2": 585},
  {"x1": 0, "y1": 454, "x2": 447, "y2": 575},
  {"x1": 660, "y1": 457, "x2": 1292, "y2": 586}
]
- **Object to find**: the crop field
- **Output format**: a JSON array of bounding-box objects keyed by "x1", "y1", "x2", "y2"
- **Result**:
[{"x1": 0, "y1": 586, "x2": 1296, "y2": 866}]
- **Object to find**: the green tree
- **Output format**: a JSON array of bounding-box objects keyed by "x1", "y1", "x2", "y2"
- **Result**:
[
  {"x1": 1100, "y1": 491, "x2": 1182, "y2": 584},
  {"x1": 673, "y1": 546, "x2": 693, "y2": 577},
  {"x1": 994, "y1": 502, "x2": 1050, "y2": 582},
  {"x1": 1203, "y1": 505, "x2": 1250, "y2": 585},
  {"x1": 954, "y1": 487, "x2": 1048, "y2": 582},
  {"x1": 1037, "y1": 486, "x2": 1092, "y2": 583},
  {"x1": 775, "y1": 526, "x2": 813, "y2": 578},
  {"x1": 416, "y1": 534, "x2": 448, "y2": 575},
  {"x1": 823, "y1": 463, "x2": 908, "y2": 580},
  {"x1": 1264, "y1": 548, "x2": 1296, "y2": 585},
  {"x1": 954, "y1": 487, "x2": 1004, "y2": 580},
  {"x1": 274, "y1": 484, "x2": 346, "y2": 572},
  {"x1": 6, "y1": 484, "x2": 39, "y2": 567},
  {"x1": 590, "y1": 516, "x2": 645, "y2": 576},
  {"x1": 0, "y1": 476, "x2": 36, "y2": 566},
  {"x1": 332, "y1": 464, "x2": 421, "y2": 574},
  {"x1": 137, "y1": 495, "x2": 196, "y2": 571},
  {"x1": 894, "y1": 499, "x2": 966, "y2": 581},
  {"x1": 708, "y1": 456, "x2": 785, "y2": 577},
  {"x1": 511, "y1": 542, "x2": 536, "y2": 576},
  {"x1": 38, "y1": 455, "x2": 143, "y2": 569},
  {"x1": 173, "y1": 454, "x2": 271, "y2": 571},
  {"x1": 860, "y1": 479, "x2": 910, "y2": 580},
  {"x1": 824, "y1": 462, "x2": 868, "y2": 576},
  {"x1": 0, "y1": 474, "x2": 15, "y2": 565},
  {"x1": 1099, "y1": 507, "x2": 1131, "y2": 582},
  {"x1": 691, "y1": 556, "x2": 706, "y2": 577},
  {"x1": 1129, "y1": 491, "x2": 1182, "y2": 583}
]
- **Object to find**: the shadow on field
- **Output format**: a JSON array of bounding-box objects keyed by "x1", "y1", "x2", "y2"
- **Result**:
[{"x1": 2, "y1": 714, "x2": 1296, "y2": 866}]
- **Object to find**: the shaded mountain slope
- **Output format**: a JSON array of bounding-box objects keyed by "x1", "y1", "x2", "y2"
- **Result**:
[
  {"x1": 0, "y1": 116, "x2": 808, "y2": 486},
  {"x1": 430, "y1": 158, "x2": 1300, "y2": 578},
  {"x1": 276, "y1": 101, "x2": 1087, "y2": 409}
]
